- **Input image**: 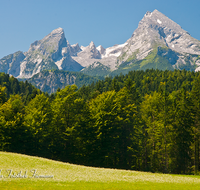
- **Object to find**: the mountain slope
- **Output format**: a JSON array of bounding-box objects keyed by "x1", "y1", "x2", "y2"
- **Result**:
[
  {"x1": 1, "y1": 9, "x2": 200, "y2": 82},
  {"x1": 72, "y1": 42, "x2": 127, "y2": 71},
  {"x1": 81, "y1": 62, "x2": 111, "y2": 77},
  {"x1": 27, "y1": 70, "x2": 101, "y2": 93},
  {"x1": 19, "y1": 28, "x2": 83, "y2": 78},
  {"x1": 117, "y1": 9, "x2": 200, "y2": 72},
  {"x1": 0, "y1": 51, "x2": 25, "y2": 77}
]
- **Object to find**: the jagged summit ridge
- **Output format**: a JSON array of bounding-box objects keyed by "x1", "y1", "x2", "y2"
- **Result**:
[
  {"x1": 97, "y1": 45, "x2": 105, "y2": 54},
  {"x1": 72, "y1": 41, "x2": 127, "y2": 70},
  {"x1": 140, "y1": 9, "x2": 200, "y2": 54},
  {"x1": 143, "y1": 9, "x2": 183, "y2": 32},
  {"x1": 28, "y1": 27, "x2": 66, "y2": 54},
  {"x1": 1, "y1": 10, "x2": 200, "y2": 79},
  {"x1": 18, "y1": 27, "x2": 83, "y2": 78},
  {"x1": 118, "y1": 9, "x2": 200, "y2": 71},
  {"x1": 89, "y1": 41, "x2": 96, "y2": 49},
  {"x1": 51, "y1": 27, "x2": 64, "y2": 34}
]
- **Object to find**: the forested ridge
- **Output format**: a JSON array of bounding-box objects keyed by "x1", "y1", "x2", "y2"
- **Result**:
[
  {"x1": 1, "y1": 69, "x2": 200, "y2": 174},
  {"x1": 0, "y1": 72, "x2": 41, "y2": 103}
]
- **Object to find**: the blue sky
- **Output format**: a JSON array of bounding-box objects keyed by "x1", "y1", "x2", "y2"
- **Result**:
[{"x1": 0, "y1": 0, "x2": 200, "y2": 59}]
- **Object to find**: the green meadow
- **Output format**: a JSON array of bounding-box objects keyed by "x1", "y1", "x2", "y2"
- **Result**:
[{"x1": 0, "y1": 152, "x2": 200, "y2": 190}]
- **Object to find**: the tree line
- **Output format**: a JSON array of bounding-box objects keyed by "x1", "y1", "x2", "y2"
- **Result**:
[{"x1": 0, "y1": 69, "x2": 200, "y2": 174}]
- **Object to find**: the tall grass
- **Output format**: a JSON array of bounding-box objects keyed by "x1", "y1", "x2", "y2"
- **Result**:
[{"x1": 0, "y1": 151, "x2": 200, "y2": 189}]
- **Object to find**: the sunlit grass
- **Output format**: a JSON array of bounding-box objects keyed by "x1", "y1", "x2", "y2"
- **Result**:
[{"x1": 0, "y1": 151, "x2": 200, "y2": 189}]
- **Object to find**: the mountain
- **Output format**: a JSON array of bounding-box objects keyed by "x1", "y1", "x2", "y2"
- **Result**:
[
  {"x1": 72, "y1": 41, "x2": 127, "y2": 70},
  {"x1": 81, "y1": 62, "x2": 111, "y2": 77},
  {"x1": 26, "y1": 70, "x2": 101, "y2": 94},
  {"x1": 0, "y1": 27, "x2": 128, "y2": 79},
  {"x1": 0, "y1": 51, "x2": 25, "y2": 77},
  {"x1": 19, "y1": 28, "x2": 84, "y2": 78},
  {"x1": 78, "y1": 9, "x2": 200, "y2": 74},
  {"x1": 116, "y1": 10, "x2": 200, "y2": 73},
  {"x1": 0, "y1": 28, "x2": 84, "y2": 79},
  {"x1": 1, "y1": 9, "x2": 200, "y2": 86}
]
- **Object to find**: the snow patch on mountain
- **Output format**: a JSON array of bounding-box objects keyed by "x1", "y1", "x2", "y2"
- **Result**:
[
  {"x1": 102, "y1": 43, "x2": 128, "y2": 58},
  {"x1": 55, "y1": 57, "x2": 65, "y2": 69},
  {"x1": 157, "y1": 19, "x2": 162, "y2": 24},
  {"x1": 96, "y1": 45, "x2": 105, "y2": 55},
  {"x1": 1, "y1": 10, "x2": 200, "y2": 79},
  {"x1": 117, "y1": 9, "x2": 200, "y2": 70}
]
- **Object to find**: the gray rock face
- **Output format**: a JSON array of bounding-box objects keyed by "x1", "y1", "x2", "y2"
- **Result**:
[
  {"x1": 118, "y1": 9, "x2": 200, "y2": 71},
  {"x1": 19, "y1": 27, "x2": 83, "y2": 78},
  {"x1": 72, "y1": 41, "x2": 127, "y2": 70},
  {"x1": 27, "y1": 70, "x2": 101, "y2": 94},
  {"x1": 97, "y1": 45, "x2": 105, "y2": 54},
  {"x1": 1, "y1": 10, "x2": 200, "y2": 80},
  {"x1": 28, "y1": 70, "x2": 76, "y2": 94},
  {"x1": 0, "y1": 51, "x2": 25, "y2": 77},
  {"x1": 81, "y1": 61, "x2": 111, "y2": 77},
  {"x1": 157, "y1": 46, "x2": 179, "y2": 65},
  {"x1": 60, "y1": 54, "x2": 83, "y2": 72},
  {"x1": 72, "y1": 41, "x2": 101, "y2": 67},
  {"x1": 0, "y1": 28, "x2": 84, "y2": 79},
  {"x1": 26, "y1": 27, "x2": 67, "y2": 61},
  {"x1": 69, "y1": 43, "x2": 81, "y2": 56}
]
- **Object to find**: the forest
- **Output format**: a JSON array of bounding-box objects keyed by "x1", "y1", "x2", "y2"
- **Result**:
[{"x1": 0, "y1": 69, "x2": 200, "y2": 175}]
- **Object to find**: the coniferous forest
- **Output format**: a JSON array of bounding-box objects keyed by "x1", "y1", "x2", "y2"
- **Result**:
[{"x1": 1, "y1": 69, "x2": 200, "y2": 174}]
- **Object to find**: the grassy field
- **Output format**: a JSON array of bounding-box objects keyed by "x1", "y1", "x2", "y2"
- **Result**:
[{"x1": 0, "y1": 151, "x2": 200, "y2": 190}]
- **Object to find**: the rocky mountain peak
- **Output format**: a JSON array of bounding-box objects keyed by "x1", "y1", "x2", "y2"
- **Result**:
[
  {"x1": 118, "y1": 9, "x2": 200, "y2": 71},
  {"x1": 0, "y1": 51, "x2": 25, "y2": 77},
  {"x1": 44, "y1": 27, "x2": 66, "y2": 46},
  {"x1": 97, "y1": 45, "x2": 105, "y2": 55},
  {"x1": 71, "y1": 43, "x2": 80, "y2": 48},
  {"x1": 144, "y1": 11, "x2": 152, "y2": 17},
  {"x1": 89, "y1": 41, "x2": 96, "y2": 49},
  {"x1": 1, "y1": 10, "x2": 200, "y2": 81},
  {"x1": 17, "y1": 27, "x2": 84, "y2": 78},
  {"x1": 28, "y1": 27, "x2": 67, "y2": 56},
  {"x1": 51, "y1": 27, "x2": 64, "y2": 34},
  {"x1": 142, "y1": 9, "x2": 183, "y2": 33},
  {"x1": 79, "y1": 41, "x2": 100, "y2": 58},
  {"x1": 70, "y1": 43, "x2": 81, "y2": 56}
]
